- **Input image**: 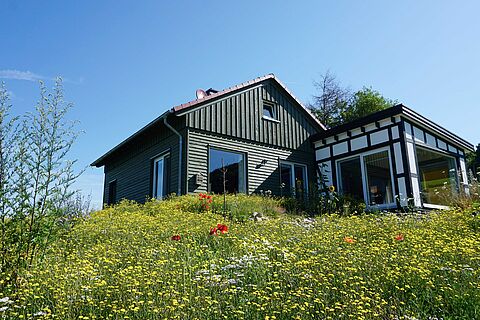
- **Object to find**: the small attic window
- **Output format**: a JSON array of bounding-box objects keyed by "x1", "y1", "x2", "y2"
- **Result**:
[{"x1": 262, "y1": 101, "x2": 277, "y2": 120}]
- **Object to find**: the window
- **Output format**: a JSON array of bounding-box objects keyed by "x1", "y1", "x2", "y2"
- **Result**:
[
  {"x1": 364, "y1": 151, "x2": 394, "y2": 205},
  {"x1": 262, "y1": 101, "x2": 276, "y2": 120},
  {"x1": 107, "y1": 180, "x2": 117, "y2": 205},
  {"x1": 416, "y1": 147, "x2": 457, "y2": 206},
  {"x1": 280, "y1": 161, "x2": 308, "y2": 196},
  {"x1": 337, "y1": 158, "x2": 364, "y2": 200},
  {"x1": 337, "y1": 149, "x2": 395, "y2": 207},
  {"x1": 153, "y1": 153, "x2": 170, "y2": 199},
  {"x1": 208, "y1": 148, "x2": 246, "y2": 194}
]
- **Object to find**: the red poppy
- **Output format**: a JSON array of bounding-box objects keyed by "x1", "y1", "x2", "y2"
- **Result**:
[
  {"x1": 217, "y1": 224, "x2": 228, "y2": 234},
  {"x1": 343, "y1": 236, "x2": 355, "y2": 244},
  {"x1": 209, "y1": 227, "x2": 218, "y2": 236},
  {"x1": 171, "y1": 235, "x2": 181, "y2": 241},
  {"x1": 394, "y1": 233, "x2": 404, "y2": 241}
]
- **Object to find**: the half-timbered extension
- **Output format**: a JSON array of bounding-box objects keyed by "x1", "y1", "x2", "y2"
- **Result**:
[{"x1": 313, "y1": 104, "x2": 474, "y2": 210}]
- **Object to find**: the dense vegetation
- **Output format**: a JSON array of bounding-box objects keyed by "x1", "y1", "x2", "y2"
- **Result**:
[{"x1": 1, "y1": 194, "x2": 479, "y2": 319}]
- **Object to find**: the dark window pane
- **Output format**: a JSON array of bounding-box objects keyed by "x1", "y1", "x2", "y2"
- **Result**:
[
  {"x1": 209, "y1": 148, "x2": 245, "y2": 194},
  {"x1": 416, "y1": 148, "x2": 457, "y2": 205},
  {"x1": 263, "y1": 104, "x2": 275, "y2": 118},
  {"x1": 338, "y1": 157, "x2": 364, "y2": 200},
  {"x1": 294, "y1": 165, "x2": 306, "y2": 194},
  {"x1": 364, "y1": 151, "x2": 393, "y2": 205},
  {"x1": 108, "y1": 180, "x2": 117, "y2": 205},
  {"x1": 281, "y1": 164, "x2": 292, "y2": 195}
]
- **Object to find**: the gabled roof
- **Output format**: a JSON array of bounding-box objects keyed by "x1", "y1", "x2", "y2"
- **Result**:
[
  {"x1": 91, "y1": 74, "x2": 326, "y2": 167},
  {"x1": 172, "y1": 74, "x2": 326, "y2": 131},
  {"x1": 312, "y1": 104, "x2": 474, "y2": 151}
]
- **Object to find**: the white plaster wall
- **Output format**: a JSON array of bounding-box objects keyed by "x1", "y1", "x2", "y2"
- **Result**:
[
  {"x1": 406, "y1": 141, "x2": 417, "y2": 174},
  {"x1": 393, "y1": 142, "x2": 404, "y2": 174},
  {"x1": 316, "y1": 147, "x2": 331, "y2": 160},
  {"x1": 411, "y1": 176, "x2": 422, "y2": 207},
  {"x1": 333, "y1": 141, "x2": 348, "y2": 155},
  {"x1": 397, "y1": 177, "x2": 408, "y2": 207},
  {"x1": 391, "y1": 126, "x2": 400, "y2": 140},
  {"x1": 350, "y1": 136, "x2": 368, "y2": 151},
  {"x1": 370, "y1": 129, "x2": 389, "y2": 145}
]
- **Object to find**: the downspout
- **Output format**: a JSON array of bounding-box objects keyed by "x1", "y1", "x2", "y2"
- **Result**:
[{"x1": 164, "y1": 113, "x2": 182, "y2": 195}]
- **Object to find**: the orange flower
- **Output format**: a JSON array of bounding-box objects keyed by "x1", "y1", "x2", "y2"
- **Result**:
[
  {"x1": 171, "y1": 235, "x2": 181, "y2": 241},
  {"x1": 343, "y1": 236, "x2": 355, "y2": 244},
  {"x1": 394, "y1": 233, "x2": 404, "y2": 241}
]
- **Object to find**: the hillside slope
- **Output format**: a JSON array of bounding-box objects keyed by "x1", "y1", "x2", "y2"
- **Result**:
[{"x1": 2, "y1": 196, "x2": 480, "y2": 319}]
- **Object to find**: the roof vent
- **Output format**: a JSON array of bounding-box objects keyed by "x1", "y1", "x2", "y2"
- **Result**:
[{"x1": 195, "y1": 89, "x2": 207, "y2": 100}]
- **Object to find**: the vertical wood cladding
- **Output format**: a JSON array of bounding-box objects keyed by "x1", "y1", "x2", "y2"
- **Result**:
[
  {"x1": 185, "y1": 79, "x2": 320, "y2": 152},
  {"x1": 186, "y1": 129, "x2": 316, "y2": 195}
]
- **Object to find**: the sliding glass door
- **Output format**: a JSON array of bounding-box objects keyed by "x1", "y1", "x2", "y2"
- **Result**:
[
  {"x1": 337, "y1": 148, "x2": 395, "y2": 207},
  {"x1": 280, "y1": 162, "x2": 308, "y2": 196}
]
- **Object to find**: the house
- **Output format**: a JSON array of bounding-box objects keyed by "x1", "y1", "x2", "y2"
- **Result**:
[
  {"x1": 92, "y1": 74, "x2": 474, "y2": 210},
  {"x1": 91, "y1": 74, "x2": 325, "y2": 205},
  {"x1": 313, "y1": 105, "x2": 474, "y2": 210}
]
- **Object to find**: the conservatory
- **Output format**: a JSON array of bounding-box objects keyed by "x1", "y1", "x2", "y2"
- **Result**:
[{"x1": 313, "y1": 104, "x2": 474, "y2": 210}]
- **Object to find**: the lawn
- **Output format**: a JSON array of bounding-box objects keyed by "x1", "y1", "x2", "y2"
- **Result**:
[{"x1": 1, "y1": 195, "x2": 479, "y2": 319}]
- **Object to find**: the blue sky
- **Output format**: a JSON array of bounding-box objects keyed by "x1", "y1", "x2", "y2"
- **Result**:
[{"x1": 1, "y1": 1, "x2": 479, "y2": 208}]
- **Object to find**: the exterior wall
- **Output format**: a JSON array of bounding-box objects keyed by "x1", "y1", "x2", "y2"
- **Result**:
[
  {"x1": 183, "y1": 79, "x2": 319, "y2": 152},
  {"x1": 102, "y1": 117, "x2": 185, "y2": 204},
  {"x1": 315, "y1": 115, "x2": 406, "y2": 209},
  {"x1": 186, "y1": 129, "x2": 316, "y2": 195},
  {"x1": 402, "y1": 118, "x2": 469, "y2": 208},
  {"x1": 314, "y1": 113, "x2": 471, "y2": 209}
]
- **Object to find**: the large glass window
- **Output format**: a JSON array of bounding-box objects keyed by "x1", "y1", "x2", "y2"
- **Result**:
[
  {"x1": 337, "y1": 157, "x2": 364, "y2": 200},
  {"x1": 153, "y1": 154, "x2": 169, "y2": 199},
  {"x1": 209, "y1": 148, "x2": 246, "y2": 194},
  {"x1": 280, "y1": 162, "x2": 308, "y2": 196},
  {"x1": 364, "y1": 151, "x2": 394, "y2": 205},
  {"x1": 416, "y1": 147, "x2": 457, "y2": 206},
  {"x1": 337, "y1": 149, "x2": 395, "y2": 206}
]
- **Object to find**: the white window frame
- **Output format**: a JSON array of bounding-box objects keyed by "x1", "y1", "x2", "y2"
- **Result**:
[
  {"x1": 262, "y1": 101, "x2": 279, "y2": 122},
  {"x1": 280, "y1": 161, "x2": 309, "y2": 195},
  {"x1": 336, "y1": 147, "x2": 396, "y2": 209},
  {"x1": 152, "y1": 154, "x2": 167, "y2": 199},
  {"x1": 415, "y1": 146, "x2": 458, "y2": 210}
]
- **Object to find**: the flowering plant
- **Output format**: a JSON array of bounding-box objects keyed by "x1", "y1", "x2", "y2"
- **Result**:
[{"x1": 209, "y1": 223, "x2": 229, "y2": 236}]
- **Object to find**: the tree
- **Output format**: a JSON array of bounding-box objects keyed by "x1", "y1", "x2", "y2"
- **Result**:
[
  {"x1": 309, "y1": 72, "x2": 395, "y2": 128},
  {"x1": 308, "y1": 71, "x2": 350, "y2": 128},
  {"x1": 466, "y1": 143, "x2": 480, "y2": 178},
  {"x1": 343, "y1": 87, "x2": 395, "y2": 123}
]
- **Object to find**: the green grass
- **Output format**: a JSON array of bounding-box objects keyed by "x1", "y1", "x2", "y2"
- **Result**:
[{"x1": 1, "y1": 195, "x2": 479, "y2": 319}]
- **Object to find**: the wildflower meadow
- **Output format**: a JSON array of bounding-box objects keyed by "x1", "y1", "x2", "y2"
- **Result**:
[{"x1": 1, "y1": 195, "x2": 479, "y2": 319}]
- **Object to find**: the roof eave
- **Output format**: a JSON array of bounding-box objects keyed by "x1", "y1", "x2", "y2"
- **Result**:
[{"x1": 90, "y1": 109, "x2": 172, "y2": 167}]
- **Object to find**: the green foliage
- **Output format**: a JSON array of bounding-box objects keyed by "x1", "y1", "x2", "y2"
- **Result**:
[
  {"x1": 466, "y1": 143, "x2": 480, "y2": 178},
  {"x1": 309, "y1": 71, "x2": 395, "y2": 128},
  {"x1": 1, "y1": 198, "x2": 479, "y2": 319},
  {"x1": 343, "y1": 87, "x2": 395, "y2": 123},
  {"x1": 151, "y1": 193, "x2": 282, "y2": 222},
  {"x1": 0, "y1": 79, "x2": 82, "y2": 278}
]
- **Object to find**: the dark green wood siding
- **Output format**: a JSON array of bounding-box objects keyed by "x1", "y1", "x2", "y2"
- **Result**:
[
  {"x1": 103, "y1": 120, "x2": 185, "y2": 204},
  {"x1": 185, "y1": 79, "x2": 319, "y2": 152},
  {"x1": 187, "y1": 129, "x2": 316, "y2": 195}
]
